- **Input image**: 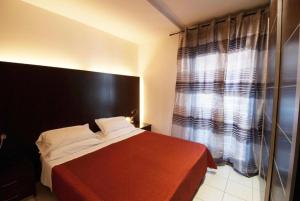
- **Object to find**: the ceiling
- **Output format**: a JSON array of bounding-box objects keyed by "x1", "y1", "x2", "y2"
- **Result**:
[
  {"x1": 22, "y1": 0, "x2": 268, "y2": 45},
  {"x1": 150, "y1": 0, "x2": 269, "y2": 27}
]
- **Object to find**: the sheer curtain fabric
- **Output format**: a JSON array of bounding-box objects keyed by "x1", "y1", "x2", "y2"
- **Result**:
[{"x1": 172, "y1": 9, "x2": 269, "y2": 176}]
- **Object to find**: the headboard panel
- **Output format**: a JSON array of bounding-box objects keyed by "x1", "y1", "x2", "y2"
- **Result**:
[{"x1": 0, "y1": 61, "x2": 139, "y2": 177}]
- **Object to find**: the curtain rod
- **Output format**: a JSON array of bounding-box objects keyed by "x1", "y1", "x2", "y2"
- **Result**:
[{"x1": 169, "y1": 5, "x2": 268, "y2": 36}]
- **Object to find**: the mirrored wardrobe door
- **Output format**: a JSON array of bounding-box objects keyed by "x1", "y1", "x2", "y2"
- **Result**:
[
  {"x1": 271, "y1": 0, "x2": 300, "y2": 200},
  {"x1": 261, "y1": 0, "x2": 300, "y2": 200},
  {"x1": 260, "y1": 0, "x2": 280, "y2": 201}
]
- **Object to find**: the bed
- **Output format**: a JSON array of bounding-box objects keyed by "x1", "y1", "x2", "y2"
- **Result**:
[
  {"x1": 1, "y1": 62, "x2": 216, "y2": 201},
  {"x1": 39, "y1": 126, "x2": 216, "y2": 201}
]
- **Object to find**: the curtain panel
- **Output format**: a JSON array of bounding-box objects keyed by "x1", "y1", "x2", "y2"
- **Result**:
[{"x1": 172, "y1": 9, "x2": 269, "y2": 176}]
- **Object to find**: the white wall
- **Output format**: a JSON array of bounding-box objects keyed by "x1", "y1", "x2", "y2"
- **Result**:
[
  {"x1": 139, "y1": 36, "x2": 178, "y2": 134},
  {"x1": 0, "y1": 0, "x2": 138, "y2": 76}
]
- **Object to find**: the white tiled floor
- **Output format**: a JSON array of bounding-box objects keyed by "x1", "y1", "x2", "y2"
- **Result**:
[
  {"x1": 193, "y1": 165, "x2": 265, "y2": 201},
  {"x1": 23, "y1": 165, "x2": 264, "y2": 201}
]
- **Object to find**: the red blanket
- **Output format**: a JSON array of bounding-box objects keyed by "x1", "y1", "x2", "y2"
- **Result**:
[{"x1": 52, "y1": 131, "x2": 216, "y2": 201}]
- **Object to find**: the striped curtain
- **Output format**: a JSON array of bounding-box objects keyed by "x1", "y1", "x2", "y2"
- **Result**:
[{"x1": 172, "y1": 9, "x2": 269, "y2": 176}]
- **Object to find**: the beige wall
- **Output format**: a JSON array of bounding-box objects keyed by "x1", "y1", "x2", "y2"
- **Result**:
[
  {"x1": 0, "y1": 0, "x2": 138, "y2": 76},
  {"x1": 0, "y1": 0, "x2": 178, "y2": 134},
  {"x1": 139, "y1": 36, "x2": 178, "y2": 134}
]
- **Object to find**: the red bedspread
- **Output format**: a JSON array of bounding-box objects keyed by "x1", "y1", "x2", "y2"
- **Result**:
[{"x1": 52, "y1": 131, "x2": 216, "y2": 201}]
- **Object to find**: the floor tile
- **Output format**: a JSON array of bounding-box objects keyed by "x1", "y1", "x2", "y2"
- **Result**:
[
  {"x1": 35, "y1": 183, "x2": 57, "y2": 201},
  {"x1": 252, "y1": 176, "x2": 260, "y2": 190},
  {"x1": 195, "y1": 184, "x2": 224, "y2": 201},
  {"x1": 225, "y1": 180, "x2": 252, "y2": 201},
  {"x1": 21, "y1": 183, "x2": 57, "y2": 201},
  {"x1": 223, "y1": 193, "x2": 246, "y2": 201},
  {"x1": 204, "y1": 173, "x2": 228, "y2": 191},
  {"x1": 252, "y1": 175, "x2": 265, "y2": 192},
  {"x1": 229, "y1": 170, "x2": 253, "y2": 188},
  {"x1": 193, "y1": 197, "x2": 203, "y2": 201},
  {"x1": 253, "y1": 189, "x2": 265, "y2": 201},
  {"x1": 207, "y1": 165, "x2": 232, "y2": 179}
]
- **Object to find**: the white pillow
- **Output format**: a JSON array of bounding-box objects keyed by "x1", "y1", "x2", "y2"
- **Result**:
[
  {"x1": 36, "y1": 124, "x2": 94, "y2": 156},
  {"x1": 105, "y1": 126, "x2": 138, "y2": 139},
  {"x1": 95, "y1": 116, "x2": 134, "y2": 135}
]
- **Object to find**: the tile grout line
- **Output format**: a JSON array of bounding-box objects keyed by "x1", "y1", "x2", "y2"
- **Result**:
[
  {"x1": 228, "y1": 172, "x2": 253, "y2": 188},
  {"x1": 227, "y1": 166, "x2": 253, "y2": 201},
  {"x1": 223, "y1": 166, "x2": 236, "y2": 201},
  {"x1": 205, "y1": 165, "x2": 254, "y2": 201},
  {"x1": 251, "y1": 174, "x2": 253, "y2": 201},
  {"x1": 220, "y1": 171, "x2": 230, "y2": 201}
]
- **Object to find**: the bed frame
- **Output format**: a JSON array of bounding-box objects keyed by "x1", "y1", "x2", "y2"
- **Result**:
[{"x1": 0, "y1": 61, "x2": 139, "y2": 178}]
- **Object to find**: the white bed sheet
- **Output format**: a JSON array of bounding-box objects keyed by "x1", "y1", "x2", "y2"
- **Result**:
[{"x1": 40, "y1": 127, "x2": 145, "y2": 189}]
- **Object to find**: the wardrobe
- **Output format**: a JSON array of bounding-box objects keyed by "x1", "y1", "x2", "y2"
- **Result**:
[{"x1": 260, "y1": 0, "x2": 300, "y2": 200}]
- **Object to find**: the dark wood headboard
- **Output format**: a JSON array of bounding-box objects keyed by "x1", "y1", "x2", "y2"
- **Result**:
[{"x1": 0, "y1": 61, "x2": 139, "y2": 177}]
